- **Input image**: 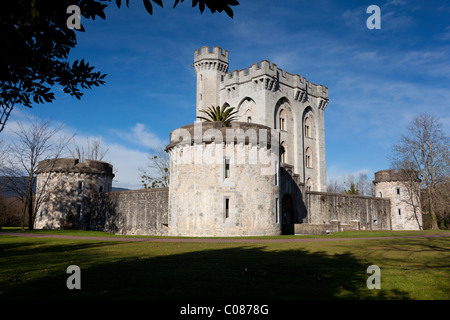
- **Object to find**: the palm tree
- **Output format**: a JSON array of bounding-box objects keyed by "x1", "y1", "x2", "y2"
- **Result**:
[{"x1": 197, "y1": 104, "x2": 238, "y2": 127}]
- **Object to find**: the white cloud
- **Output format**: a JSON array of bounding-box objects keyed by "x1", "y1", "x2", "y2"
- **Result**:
[
  {"x1": 111, "y1": 123, "x2": 167, "y2": 151},
  {"x1": 103, "y1": 142, "x2": 148, "y2": 189},
  {"x1": 2, "y1": 110, "x2": 159, "y2": 190}
]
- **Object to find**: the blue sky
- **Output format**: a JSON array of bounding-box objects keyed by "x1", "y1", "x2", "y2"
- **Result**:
[{"x1": 5, "y1": 0, "x2": 450, "y2": 189}]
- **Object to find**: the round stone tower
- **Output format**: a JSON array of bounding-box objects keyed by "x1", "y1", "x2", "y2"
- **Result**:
[
  {"x1": 165, "y1": 121, "x2": 281, "y2": 237},
  {"x1": 34, "y1": 158, "x2": 115, "y2": 229},
  {"x1": 373, "y1": 169, "x2": 422, "y2": 230},
  {"x1": 193, "y1": 46, "x2": 229, "y2": 119}
]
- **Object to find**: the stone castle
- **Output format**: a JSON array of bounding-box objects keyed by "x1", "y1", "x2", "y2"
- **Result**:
[{"x1": 34, "y1": 46, "x2": 423, "y2": 236}]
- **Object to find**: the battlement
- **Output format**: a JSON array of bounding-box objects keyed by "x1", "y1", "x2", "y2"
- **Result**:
[
  {"x1": 165, "y1": 121, "x2": 275, "y2": 151},
  {"x1": 194, "y1": 46, "x2": 229, "y2": 64},
  {"x1": 374, "y1": 169, "x2": 420, "y2": 183},
  {"x1": 222, "y1": 60, "x2": 328, "y2": 99},
  {"x1": 37, "y1": 158, "x2": 115, "y2": 178}
]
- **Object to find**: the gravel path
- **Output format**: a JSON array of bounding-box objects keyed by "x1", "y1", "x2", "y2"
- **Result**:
[{"x1": 1, "y1": 232, "x2": 449, "y2": 243}]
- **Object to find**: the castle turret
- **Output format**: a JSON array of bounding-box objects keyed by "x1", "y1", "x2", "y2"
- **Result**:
[
  {"x1": 194, "y1": 46, "x2": 229, "y2": 118},
  {"x1": 34, "y1": 158, "x2": 114, "y2": 229},
  {"x1": 165, "y1": 121, "x2": 281, "y2": 237},
  {"x1": 373, "y1": 169, "x2": 422, "y2": 230}
]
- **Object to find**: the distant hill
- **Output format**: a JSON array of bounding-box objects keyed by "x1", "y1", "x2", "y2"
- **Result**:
[
  {"x1": 0, "y1": 176, "x2": 33, "y2": 197},
  {"x1": 111, "y1": 187, "x2": 129, "y2": 192}
]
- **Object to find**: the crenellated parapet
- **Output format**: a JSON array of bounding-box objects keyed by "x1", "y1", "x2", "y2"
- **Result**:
[
  {"x1": 193, "y1": 46, "x2": 229, "y2": 72},
  {"x1": 221, "y1": 59, "x2": 328, "y2": 100}
]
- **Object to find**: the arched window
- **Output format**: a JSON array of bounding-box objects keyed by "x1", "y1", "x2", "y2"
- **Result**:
[
  {"x1": 306, "y1": 177, "x2": 312, "y2": 191},
  {"x1": 305, "y1": 147, "x2": 312, "y2": 168},
  {"x1": 304, "y1": 117, "x2": 311, "y2": 137},
  {"x1": 279, "y1": 110, "x2": 285, "y2": 131},
  {"x1": 247, "y1": 116, "x2": 252, "y2": 123},
  {"x1": 281, "y1": 141, "x2": 286, "y2": 163},
  {"x1": 302, "y1": 108, "x2": 315, "y2": 139}
]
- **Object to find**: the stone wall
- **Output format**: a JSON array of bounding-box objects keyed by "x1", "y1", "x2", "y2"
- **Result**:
[
  {"x1": 304, "y1": 191, "x2": 392, "y2": 231},
  {"x1": 86, "y1": 188, "x2": 169, "y2": 236}
]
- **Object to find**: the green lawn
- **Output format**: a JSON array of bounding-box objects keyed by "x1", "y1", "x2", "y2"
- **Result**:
[{"x1": 0, "y1": 229, "x2": 449, "y2": 300}]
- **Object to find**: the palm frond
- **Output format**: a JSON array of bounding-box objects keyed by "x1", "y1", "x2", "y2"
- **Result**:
[{"x1": 196, "y1": 105, "x2": 238, "y2": 127}]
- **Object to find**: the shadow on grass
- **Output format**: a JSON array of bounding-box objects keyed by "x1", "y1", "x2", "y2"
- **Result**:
[{"x1": 0, "y1": 240, "x2": 413, "y2": 301}]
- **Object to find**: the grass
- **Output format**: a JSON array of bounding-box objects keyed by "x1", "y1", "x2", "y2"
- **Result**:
[
  {"x1": 2, "y1": 226, "x2": 448, "y2": 239},
  {"x1": 0, "y1": 228, "x2": 449, "y2": 301}
]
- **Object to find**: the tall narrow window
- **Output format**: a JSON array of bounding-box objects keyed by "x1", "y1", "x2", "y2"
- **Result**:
[
  {"x1": 275, "y1": 198, "x2": 279, "y2": 224},
  {"x1": 224, "y1": 158, "x2": 230, "y2": 178},
  {"x1": 305, "y1": 147, "x2": 312, "y2": 168},
  {"x1": 279, "y1": 110, "x2": 285, "y2": 131},
  {"x1": 304, "y1": 116, "x2": 312, "y2": 138},
  {"x1": 274, "y1": 161, "x2": 278, "y2": 185},
  {"x1": 247, "y1": 116, "x2": 252, "y2": 123},
  {"x1": 99, "y1": 186, "x2": 103, "y2": 193},
  {"x1": 225, "y1": 198, "x2": 230, "y2": 219},
  {"x1": 398, "y1": 209, "x2": 401, "y2": 215},
  {"x1": 78, "y1": 181, "x2": 83, "y2": 195}
]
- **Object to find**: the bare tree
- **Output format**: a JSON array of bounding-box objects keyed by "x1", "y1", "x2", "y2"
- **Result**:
[
  {"x1": 327, "y1": 178, "x2": 344, "y2": 194},
  {"x1": 69, "y1": 137, "x2": 109, "y2": 161},
  {"x1": 355, "y1": 173, "x2": 375, "y2": 196},
  {"x1": 140, "y1": 146, "x2": 169, "y2": 189},
  {"x1": 391, "y1": 113, "x2": 450, "y2": 229},
  {"x1": 328, "y1": 173, "x2": 375, "y2": 196},
  {"x1": 1, "y1": 117, "x2": 72, "y2": 230}
]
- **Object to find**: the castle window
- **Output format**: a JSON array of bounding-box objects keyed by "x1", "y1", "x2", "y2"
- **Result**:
[
  {"x1": 224, "y1": 158, "x2": 230, "y2": 179},
  {"x1": 306, "y1": 177, "x2": 312, "y2": 191},
  {"x1": 305, "y1": 147, "x2": 312, "y2": 168},
  {"x1": 397, "y1": 188, "x2": 400, "y2": 195},
  {"x1": 225, "y1": 198, "x2": 230, "y2": 219},
  {"x1": 304, "y1": 117, "x2": 311, "y2": 137},
  {"x1": 279, "y1": 110, "x2": 285, "y2": 131},
  {"x1": 275, "y1": 197, "x2": 279, "y2": 224},
  {"x1": 247, "y1": 116, "x2": 252, "y2": 123},
  {"x1": 77, "y1": 181, "x2": 83, "y2": 195},
  {"x1": 398, "y1": 209, "x2": 401, "y2": 215},
  {"x1": 76, "y1": 204, "x2": 81, "y2": 217},
  {"x1": 275, "y1": 161, "x2": 278, "y2": 186}
]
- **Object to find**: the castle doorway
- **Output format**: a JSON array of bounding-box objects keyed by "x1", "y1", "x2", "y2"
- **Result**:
[{"x1": 281, "y1": 194, "x2": 295, "y2": 234}]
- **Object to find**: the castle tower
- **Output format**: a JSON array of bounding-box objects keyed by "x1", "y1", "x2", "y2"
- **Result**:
[
  {"x1": 373, "y1": 169, "x2": 422, "y2": 230},
  {"x1": 193, "y1": 46, "x2": 329, "y2": 193},
  {"x1": 34, "y1": 158, "x2": 115, "y2": 229},
  {"x1": 193, "y1": 46, "x2": 229, "y2": 118},
  {"x1": 165, "y1": 121, "x2": 281, "y2": 237}
]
